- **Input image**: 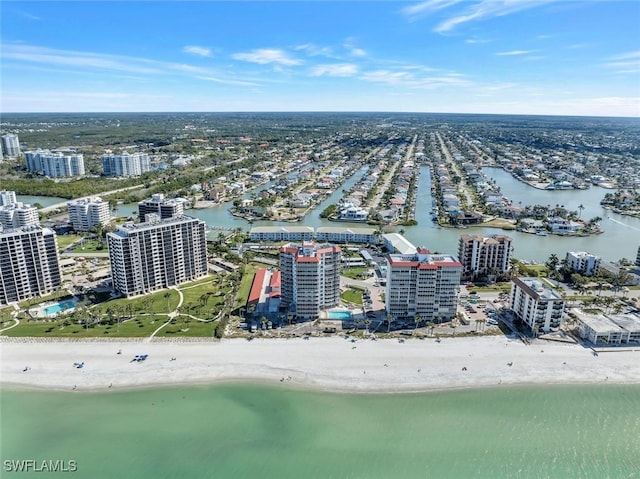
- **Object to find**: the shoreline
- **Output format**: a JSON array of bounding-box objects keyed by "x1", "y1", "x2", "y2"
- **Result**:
[{"x1": 2, "y1": 336, "x2": 640, "y2": 394}]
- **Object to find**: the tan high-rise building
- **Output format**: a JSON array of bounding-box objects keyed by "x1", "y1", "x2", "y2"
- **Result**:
[
  {"x1": 386, "y1": 247, "x2": 462, "y2": 321},
  {"x1": 107, "y1": 215, "x2": 207, "y2": 297},
  {"x1": 510, "y1": 277, "x2": 564, "y2": 333},
  {"x1": 0, "y1": 226, "x2": 61, "y2": 304},
  {"x1": 279, "y1": 242, "x2": 341, "y2": 320},
  {"x1": 457, "y1": 234, "x2": 512, "y2": 280}
]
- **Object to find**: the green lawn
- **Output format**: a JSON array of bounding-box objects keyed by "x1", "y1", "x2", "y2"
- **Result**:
[
  {"x1": 156, "y1": 316, "x2": 216, "y2": 337},
  {"x1": 341, "y1": 267, "x2": 369, "y2": 280},
  {"x1": 0, "y1": 314, "x2": 169, "y2": 338},
  {"x1": 478, "y1": 218, "x2": 517, "y2": 230},
  {"x1": 56, "y1": 234, "x2": 83, "y2": 250},
  {"x1": 3, "y1": 275, "x2": 238, "y2": 338},
  {"x1": 91, "y1": 289, "x2": 181, "y2": 316},
  {"x1": 235, "y1": 265, "x2": 258, "y2": 308},
  {"x1": 72, "y1": 240, "x2": 107, "y2": 253},
  {"x1": 341, "y1": 289, "x2": 363, "y2": 305}
]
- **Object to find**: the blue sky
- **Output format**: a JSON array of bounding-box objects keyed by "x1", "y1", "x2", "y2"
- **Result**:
[{"x1": 1, "y1": 1, "x2": 639, "y2": 116}]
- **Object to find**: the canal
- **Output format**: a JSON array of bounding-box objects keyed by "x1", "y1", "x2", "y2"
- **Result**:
[{"x1": 29, "y1": 165, "x2": 640, "y2": 264}]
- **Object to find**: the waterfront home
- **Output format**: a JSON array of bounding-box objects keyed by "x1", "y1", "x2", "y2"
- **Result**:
[
  {"x1": 379, "y1": 208, "x2": 399, "y2": 222},
  {"x1": 546, "y1": 217, "x2": 583, "y2": 234},
  {"x1": 340, "y1": 204, "x2": 368, "y2": 221},
  {"x1": 288, "y1": 193, "x2": 312, "y2": 208}
]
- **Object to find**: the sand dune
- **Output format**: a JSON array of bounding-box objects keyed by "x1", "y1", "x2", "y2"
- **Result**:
[{"x1": 2, "y1": 336, "x2": 639, "y2": 393}]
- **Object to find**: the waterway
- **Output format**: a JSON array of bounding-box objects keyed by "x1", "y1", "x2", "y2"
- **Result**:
[
  {"x1": 53, "y1": 165, "x2": 640, "y2": 263},
  {"x1": 16, "y1": 195, "x2": 68, "y2": 207}
]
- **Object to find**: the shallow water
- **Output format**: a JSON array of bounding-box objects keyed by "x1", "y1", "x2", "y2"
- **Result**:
[{"x1": 2, "y1": 384, "x2": 639, "y2": 478}]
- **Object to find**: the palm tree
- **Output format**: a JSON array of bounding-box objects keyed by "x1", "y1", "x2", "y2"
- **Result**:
[
  {"x1": 414, "y1": 314, "x2": 421, "y2": 336},
  {"x1": 386, "y1": 313, "x2": 394, "y2": 333},
  {"x1": 164, "y1": 291, "x2": 172, "y2": 312},
  {"x1": 577, "y1": 204, "x2": 585, "y2": 219},
  {"x1": 546, "y1": 254, "x2": 559, "y2": 281}
]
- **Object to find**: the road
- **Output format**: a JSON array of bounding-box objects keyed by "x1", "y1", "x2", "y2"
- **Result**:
[
  {"x1": 435, "y1": 131, "x2": 475, "y2": 208},
  {"x1": 369, "y1": 135, "x2": 417, "y2": 211}
]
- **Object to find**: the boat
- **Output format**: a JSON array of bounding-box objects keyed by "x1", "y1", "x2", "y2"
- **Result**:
[{"x1": 535, "y1": 231, "x2": 548, "y2": 236}]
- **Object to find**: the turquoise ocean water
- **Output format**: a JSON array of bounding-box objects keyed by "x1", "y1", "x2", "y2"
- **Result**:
[{"x1": 2, "y1": 384, "x2": 639, "y2": 479}]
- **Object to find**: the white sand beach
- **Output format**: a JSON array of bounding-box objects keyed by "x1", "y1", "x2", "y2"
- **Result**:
[{"x1": 2, "y1": 336, "x2": 640, "y2": 393}]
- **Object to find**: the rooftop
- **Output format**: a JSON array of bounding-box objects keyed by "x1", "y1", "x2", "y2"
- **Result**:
[
  {"x1": 250, "y1": 225, "x2": 314, "y2": 234},
  {"x1": 607, "y1": 313, "x2": 640, "y2": 333},
  {"x1": 110, "y1": 215, "x2": 202, "y2": 235},
  {"x1": 382, "y1": 233, "x2": 417, "y2": 255},
  {"x1": 513, "y1": 277, "x2": 564, "y2": 300},
  {"x1": 575, "y1": 311, "x2": 624, "y2": 333}
]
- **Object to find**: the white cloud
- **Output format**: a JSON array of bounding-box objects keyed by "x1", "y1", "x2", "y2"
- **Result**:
[
  {"x1": 603, "y1": 50, "x2": 640, "y2": 73},
  {"x1": 609, "y1": 50, "x2": 640, "y2": 61},
  {"x1": 465, "y1": 38, "x2": 491, "y2": 44},
  {"x1": 343, "y1": 38, "x2": 367, "y2": 57},
  {"x1": 310, "y1": 63, "x2": 358, "y2": 77},
  {"x1": 232, "y1": 48, "x2": 301, "y2": 66},
  {"x1": 183, "y1": 45, "x2": 213, "y2": 57},
  {"x1": 295, "y1": 44, "x2": 334, "y2": 57},
  {"x1": 361, "y1": 70, "x2": 413, "y2": 85},
  {"x1": 2, "y1": 43, "x2": 163, "y2": 75},
  {"x1": 360, "y1": 69, "x2": 471, "y2": 89},
  {"x1": 401, "y1": 0, "x2": 463, "y2": 18},
  {"x1": 1, "y1": 42, "x2": 260, "y2": 87},
  {"x1": 406, "y1": 0, "x2": 556, "y2": 33},
  {"x1": 496, "y1": 50, "x2": 534, "y2": 56},
  {"x1": 195, "y1": 76, "x2": 260, "y2": 87}
]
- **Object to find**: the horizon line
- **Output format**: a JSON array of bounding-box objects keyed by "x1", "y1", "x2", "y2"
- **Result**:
[{"x1": 2, "y1": 110, "x2": 639, "y2": 120}]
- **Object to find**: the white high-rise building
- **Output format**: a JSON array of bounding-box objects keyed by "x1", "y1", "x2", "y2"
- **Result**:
[
  {"x1": 565, "y1": 251, "x2": 601, "y2": 276},
  {"x1": 102, "y1": 152, "x2": 151, "y2": 177},
  {"x1": 107, "y1": 215, "x2": 207, "y2": 297},
  {"x1": 386, "y1": 247, "x2": 462, "y2": 321},
  {"x1": 279, "y1": 242, "x2": 341, "y2": 320},
  {"x1": 0, "y1": 190, "x2": 17, "y2": 207},
  {"x1": 509, "y1": 277, "x2": 564, "y2": 333},
  {"x1": 0, "y1": 203, "x2": 40, "y2": 230},
  {"x1": 138, "y1": 194, "x2": 184, "y2": 221},
  {"x1": 67, "y1": 197, "x2": 111, "y2": 232},
  {"x1": 458, "y1": 234, "x2": 513, "y2": 279},
  {"x1": 0, "y1": 226, "x2": 61, "y2": 304},
  {"x1": 25, "y1": 150, "x2": 85, "y2": 177},
  {"x1": 1, "y1": 134, "x2": 21, "y2": 157}
]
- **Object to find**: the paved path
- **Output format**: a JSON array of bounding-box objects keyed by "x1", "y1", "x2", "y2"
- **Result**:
[{"x1": 147, "y1": 287, "x2": 185, "y2": 342}]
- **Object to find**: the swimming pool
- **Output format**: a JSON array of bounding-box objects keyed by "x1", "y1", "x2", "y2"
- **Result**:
[
  {"x1": 43, "y1": 300, "x2": 77, "y2": 316},
  {"x1": 326, "y1": 310, "x2": 352, "y2": 320}
]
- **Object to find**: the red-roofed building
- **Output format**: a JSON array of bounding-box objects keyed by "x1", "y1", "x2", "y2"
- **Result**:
[
  {"x1": 386, "y1": 248, "x2": 462, "y2": 321},
  {"x1": 279, "y1": 242, "x2": 341, "y2": 320},
  {"x1": 268, "y1": 271, "x2": 281, "y2": 298},
  {"x1": 247, "y1": 268, "x2": 268, "y2": 310}
]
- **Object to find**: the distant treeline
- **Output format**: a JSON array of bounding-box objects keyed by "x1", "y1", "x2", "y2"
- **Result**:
[{"x1": 2, "y1": 177, "x2": 144, "y2": 199}]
